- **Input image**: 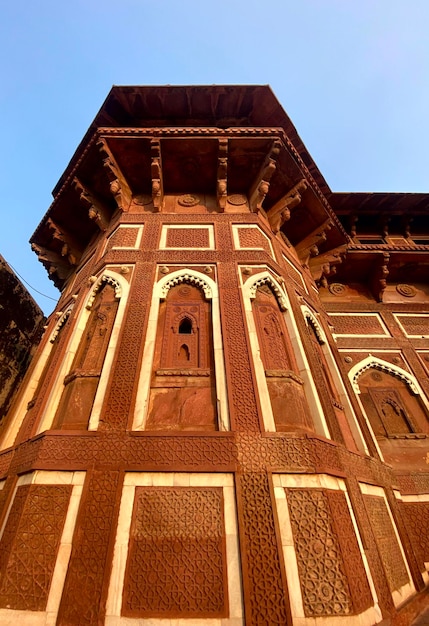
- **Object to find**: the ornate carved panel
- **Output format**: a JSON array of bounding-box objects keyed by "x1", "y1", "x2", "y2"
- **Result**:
[
  {"x1": 287, "y1": 488, "x2": 354, "y2": 616},
  {"x1": 363, "y1": 494, "x2": 409, "y2": 593},
  {"x1": 122, "y1": 487, "x2": 227, "y2": 618},
  {"x1": 394, "y1": 314, "x2": 429, "y2": 337},
  {"x1": 400, "y1": 501, "x2": 429, "y2": 573},
  {"x1": 327, "y1": 490, "x2": 373, "y2": 614},
  {"x1": 107, "y1": 225, "x2": 141, "y2": 250},
  {"x1": 166, "y1": 227, "x2": 210, "y2": 248},
  {"x1": 0, "y1": 484, "x2": 71, "y2": 611},
  {"x1": 330, "y1": 314, "x2": 389, "y2": 336},
  {"x1": 237, "y1": 226, "x2": 272, "y2": 254}
]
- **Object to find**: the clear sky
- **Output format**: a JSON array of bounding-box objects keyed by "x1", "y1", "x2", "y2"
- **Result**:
[{"x1": 1, "y1": 0, "x2": 428, "y2": 314}]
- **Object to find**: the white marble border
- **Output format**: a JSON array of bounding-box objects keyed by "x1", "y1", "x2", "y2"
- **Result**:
[
  {"x1": 273, "y1": 473, "x2": 382, "y2": 626},
  {"x1": 0, "y1": 470, "x2": 85, "y2": 626},
  {"x1": 106, "y1": 472, "x2": 243, "y2": 626}
]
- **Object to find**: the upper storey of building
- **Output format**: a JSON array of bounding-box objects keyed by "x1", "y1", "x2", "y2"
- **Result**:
[{"x1": 30, "y1": 85, "x2": 429, "y2": 296}]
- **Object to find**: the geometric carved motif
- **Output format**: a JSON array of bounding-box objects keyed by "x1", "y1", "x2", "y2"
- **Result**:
[
  {"x1": 331, "y1": 314, "x2": 387, "y2": 335},
  {"x1": 395, "y1": 315, "x2": 429, "y2": 337},
  {"x1": 57, "y1": 470, "x2": 121, "y2": 626},
  {"x1": 122, "y1": 487, "x2": 227, "y2": 618},
  {"x1": 238, "y1": 227, "x2": 272, "y2": 255},
  {"x1": 287, "y1": 489, "x2": 354, "y2": 616},
  {"x1": 217, "y1": 263, "x2": 261, "y2": 431},
  {"x1": 0, "y1": 484, "x2": 71, "y2": 611},
  {"x1": 107, "y1": 226, "x2": 139, "y2": 250},
  {"x1": 400, "y1": 502, "x2": 429, "y2": 573},
  {"x1": 166, "y1": 227, "x2": 210, "y2": 248},
  {"x1": 363, "y1": 495, "x2": 409, "y2": 593},
  {"x1": 239, "y1": 473, "x2": 289, "y2": 624}
]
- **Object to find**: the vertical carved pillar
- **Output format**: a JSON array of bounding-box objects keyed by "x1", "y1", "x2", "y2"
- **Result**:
[
  {"x1": 217, "y1": 263, "x2": 261, "y2": 432},
  {"x1": 57, "y1": 470, "x2": 123, "y2": 626},
  {"x1": 237, "y1": 472, "x2": 291, "y2": 625},
  {"x1": 101, "y1": 223, "x2": 159, "y2": 430}
]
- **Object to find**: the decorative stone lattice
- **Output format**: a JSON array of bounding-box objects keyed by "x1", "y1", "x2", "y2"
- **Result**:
[
  {"x1": 287, "y1": 489, "x2": 354, "y2": 616},
  {"x1": 331, "y1": 314, "x2": 387, "y2": 335},
  {"x1": 0, "y1": 484, "x2": 72, "y2": 611},
  {"x1": 166, "y1": 227, "x2": 210, "y2": 248},
  {"x1": 238, "y1": 226, "x2": 272, "y2": 254},
  {"x1": 108, "y1": 227, "x2": 139, "y2": 250},
  {"x1": 396, "y1": 315, "x2": 429, "y2": 336},
  {"x1": 122, "y1": 487, "x2": 226, "y2": 618}
]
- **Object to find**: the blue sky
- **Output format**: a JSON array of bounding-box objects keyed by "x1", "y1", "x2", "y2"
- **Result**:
[{"x1": 1, "y1": 0, "x2": 429, "y2": 314}]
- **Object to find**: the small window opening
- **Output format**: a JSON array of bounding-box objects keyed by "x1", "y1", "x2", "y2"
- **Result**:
[
  {"x1": 179, "y1": 344, "x2": 190, "y2": 361},
  {"x1": 179, "y1": 318, "x2": 193, "y2": 334}
]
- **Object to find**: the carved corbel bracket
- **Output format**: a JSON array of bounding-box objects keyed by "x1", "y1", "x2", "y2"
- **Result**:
[
  {"x1": 74, "y1": 177, "x2": 110, "y2": 231},
  {"x1": 370, "y1": 252, "x2": 390, "y2": 302},
  {"x1": 268, "y1": 178, "x2": 308, "y2": 234},
  {"x1": 151, "y1": 138, "x2": 164, "y2": 211},
  {"x1": 309, "y1": 245, "x2": 347, "y2": 287},
  {"x1": 31, "y1": 243, "x2": 73, "y2": 281},
  {"x1": 46, "y1": 218, "x2": 81, "y2": 266},
  {"x1": 97, "y1": 138, "x2": 132, "y2": 212},
  {"x1": 217, "y1": 138, "x2": 228, "y2": 211},
  {"x1": 295, "y1": 219, "x2": 333, "y2": 266},
  {"x1": 249, "y1": 139, "x2": 281, "y2": 212}
]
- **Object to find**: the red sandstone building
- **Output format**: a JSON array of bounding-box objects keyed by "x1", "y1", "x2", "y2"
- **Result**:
[{"x1": 0, "y1": 85, "x2": 428, "y2": 625}]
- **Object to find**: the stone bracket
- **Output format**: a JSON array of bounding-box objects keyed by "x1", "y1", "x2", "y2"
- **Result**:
[
  {"x1": 217, "y1": 138, "x2": 228, "y2": 211},
  {"x1": 296, "y1": 219, "x2": 333, "y2": 266},
  {"x1": 97, "y1": 138, "x2": 132, "y2": 212},
  {"x1": 46, "y1": 218, "x2": 81, "y2": 266},
  {"x1": 268, "y1": 178, "x2": 308, "y2": 234},
  {"x1": 249, "y1": 139, "x2": 281, "y2": 212},
  {"x1": 151, "y1": 138, "x2": 164, "y2": 211},
  {"x1": 74, "y1": 177, "x2": 110, "y2": 231},
  {"x1": 370, "y1": 252, "x2": 390, "y2": 302}
]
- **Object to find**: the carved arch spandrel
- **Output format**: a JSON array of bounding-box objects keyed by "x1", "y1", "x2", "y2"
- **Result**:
[
  {"x1": 36, "y1": 269, "x2": 130, "y2": 434},
  {"x1": 133, "y1": 268, "x2": 229, "y2": 432}
]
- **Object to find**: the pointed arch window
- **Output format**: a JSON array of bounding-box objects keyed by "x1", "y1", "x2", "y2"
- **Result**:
[{"x1": 146, "y1": 282, "x2": 218, "y2": 431}]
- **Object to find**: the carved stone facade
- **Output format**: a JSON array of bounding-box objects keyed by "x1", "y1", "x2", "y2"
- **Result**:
[{"x1": 0, "y1": 85, "x2": 428, "y2": 625}]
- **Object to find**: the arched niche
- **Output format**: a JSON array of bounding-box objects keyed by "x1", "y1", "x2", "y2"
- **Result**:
[
  {"x1": 349, "y1": 356, "x2": 429, "y2": 439},
  {"x1": 133, "y1": 268, "x2": 229, "y2": 432}
]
